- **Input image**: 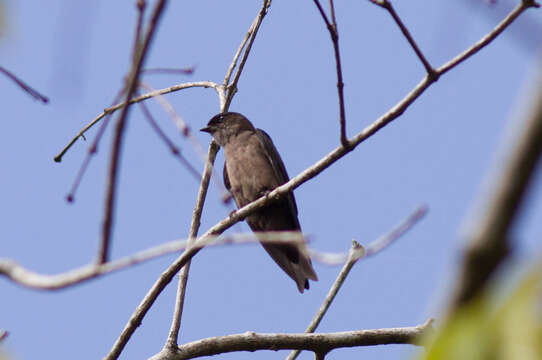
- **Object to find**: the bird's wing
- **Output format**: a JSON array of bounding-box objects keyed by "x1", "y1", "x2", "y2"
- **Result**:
[
  {"x1": 255, "y1": 129, "x2": 300, "y2": 225},
  {"x1": 223, "y1": 160, "x2": 231, "y2": 192}
]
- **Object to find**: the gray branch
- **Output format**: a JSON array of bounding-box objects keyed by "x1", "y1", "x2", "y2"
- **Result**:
[{"x1": 149, "y1": 320, "x2": 433, "y2": 360}]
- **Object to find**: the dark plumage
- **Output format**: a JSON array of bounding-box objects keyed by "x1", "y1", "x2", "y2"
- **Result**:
[{"x1": 201, "y1": 112, "x2": 318, "y2": 292}]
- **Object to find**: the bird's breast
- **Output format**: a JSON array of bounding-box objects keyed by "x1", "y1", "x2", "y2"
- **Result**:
[{"x1": 224, "y1": 139, "x2": 278, "y2": 207}]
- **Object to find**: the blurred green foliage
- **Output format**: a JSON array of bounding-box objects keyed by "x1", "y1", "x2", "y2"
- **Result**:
[{"x1": 421, "y1": 261, "x2": 542, "y2": 360}]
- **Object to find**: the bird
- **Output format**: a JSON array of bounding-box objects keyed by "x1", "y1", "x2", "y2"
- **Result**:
[{"x1": 201, "y1": 112, "x2": 318, "y2": 293}]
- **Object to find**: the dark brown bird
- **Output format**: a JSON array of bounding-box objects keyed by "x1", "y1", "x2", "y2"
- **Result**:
[{"x1": 201, "y1": 112, "x2": 318, "y2": 293}]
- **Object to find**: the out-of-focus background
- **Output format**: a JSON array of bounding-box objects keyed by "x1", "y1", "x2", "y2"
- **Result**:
[{"x1": 1, "y1": 1, "x2": 541, "y2": 359}]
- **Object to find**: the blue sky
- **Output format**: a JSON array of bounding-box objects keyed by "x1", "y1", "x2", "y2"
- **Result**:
[{"x1": 2, "y1": 1, "x2": 542, "y2": 359}]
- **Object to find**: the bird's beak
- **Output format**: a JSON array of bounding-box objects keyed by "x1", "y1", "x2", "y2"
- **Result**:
[{"x1": 200, "y1": 126, "x2": 212, "y2": 133}]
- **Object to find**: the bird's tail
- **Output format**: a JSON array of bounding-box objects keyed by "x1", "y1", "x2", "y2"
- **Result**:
[{"x1": 261, "y1": 241, "x2": 318, "y2": 293}]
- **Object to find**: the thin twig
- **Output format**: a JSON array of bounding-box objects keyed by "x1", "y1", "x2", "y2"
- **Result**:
[
  {"x1": 438, "y1": 0, "x2": 539, "y2": 75},
  {"x1": 1, "y1": 231, "x2": 337, "y2": 290},
  {"x1": 222, "y1": 28, "x2": 252, "y2": 88},
  {"x1": 288, "y1": 205, "x2": 427, "y2": 360},
  {"x1": 54, "y1": 81, "x2": 219, "y2": 162},
  {"x1": 286, "y1": 242, "x2": 364, "y2": 360},
  {"x1": 143, "y1": 67, "x2": 195, "y2": 75},
  {"x1": 98, "y1": 0, "x2": 169, "y2": 264},
  {"x1": 0, "y1": 240, "x2": 189, "y2": 290},
  {"x1": 138, "y1": 98, "x2": 202, "y2": 181},
  {"x1": 138, "y1": 82, "x2": 232, "y2": 201},
  {"x1": 312, "y1": 0, "x2": 331, "y2": 28},
  {"x1": 65, "y1": 89, "x2": 126, "y2": 202},
  {"x1": 313, "y1": 0, "x2": 348, "y2": 146},
  {"x1": 104, "y1": 216, "x2": 243, "y2": 360},
  {"x1": 166, "y1": 141, "x2": 218, "y2": 348},
  {"x1": 156, "y1": 320, "x2": 433, "y2": 360},
  {"x1": 224, "y1": 0, "x2": 271, "y2": 109},
  {"x1": 139, "y1": 82, "x2": 208, "y2": 162},
  {"x1": 369, "y1": 0, "x2": 436, "y2": 76},
  {"x1": 0, "y1": 65, "x2": 49, "y2": 103},
  {"x1": 133, "y1": 0, "x2": 146, "y2": 61},
  {"x1": 365, "y1": 205, "x2": 427, "y2": 256}
]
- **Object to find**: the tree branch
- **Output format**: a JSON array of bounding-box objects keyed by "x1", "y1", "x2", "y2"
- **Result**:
[
  {"x1": 313, "y1": 0, "x2": 349, "y2": 147},
  {"x1": 438, "y1": 0, "x2": 539, "y2": 75},
  {"x1": 53, "y1": 81, "x2": 220, "y2": 163},
  {"x1": 368, "y1": 0, "x2": 435, "y2": 76},
  {"x1": 288, "y1": 205, "x2": 427, "y2": 360},
  {"x1": 224, "y1": 0, "x2": 271, "y2": 109},
  {"x1": 0, "y1": 65, "x2": 49, "y2": 103},
  {"x1": 65, "y1": 89, "x2": 126, "y2": 203},
  {"x1": 152, "y1": 320, "x2": 433, "y2": 360},
  {"x1": 98, "y1": 0, "x2": 169, "y2": 264},
  {"x1": 0, "y1": 237, "x2": 193, "y2": 290},
  {"x1": 165, "y1": 141, "x2": 218, "y2": 348},
  {"x1": 447, "y1": 58, "x2": 542, "y2": 313},
  {"x1": 0, "y1": 231, "x2": 339, "y2": 291},
  {"x1": 137, "y1": 98, "x2": 202, "y2": 181}
]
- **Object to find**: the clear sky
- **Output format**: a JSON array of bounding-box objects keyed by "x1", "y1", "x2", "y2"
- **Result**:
[{"x1": 2, "y1": 1, "x2": 542, "y2": 359}]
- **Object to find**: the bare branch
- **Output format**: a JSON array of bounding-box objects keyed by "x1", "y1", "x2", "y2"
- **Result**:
[
  {"x1": 101, "y1": 233, "x2": 310, "y2": 359},
  {"x1": 287, "y1": 242, "x2": 364, "y2": 360},
  {"x1": 133, "y1": 0, "x2": 146, "y2": 60},
  {"x1": 222, "y1": 22, "x2": 253, "y2": 87},
  {"x1": 137, "y1": 97, "x2": 202, "y2": 181},
  {"x1": 224, "y1": 0, "x2": 271, "y2": 109},
  {"x1": 0, "y1": 231, "x2": 328, "y2": 291},
  {"x1": 312, "y1": 0, "x2": 331, "y2": 28},
  {"x1": 139, "y1": 82, "x2": 209, "y2": 163},
  {"x1": 166, "y1": 141, "x2": 218, "y2": 348},
  {"x1": 313, "y1": 0, "x2": 349, "y2": 146},
  {"x1": 447, "y1": 61, "x2": 542, "y2": 313},
  {"x1": 103, "y1": 139, "x2": 216, "y2": 360},
  {"x1": 53, "y1": 81, "x2": 220, "y2": 162},
  {"x1": 438, "y1": 0, "x2": 539, "y2": 75},
  {"x1": 365, "y1": 205, "x2": 427, "y2": 256},
  {"x1": 0, "y1": 238, "x2": 191, "y2": 290},
  {"x1": 152, "y1": 320, "x2": 433, "y2": 360},
  {"x1": 143, "y1": 67, "x2": 195, "y2": 75},
  {"x1": 104, "y1": 250, "x2": 200, "y2": 360},
  {"x1": 368, "y1": 0, "x2": 435, "y2": 76},
  {"x1": 65, "y1": 89, "x2": 126, "y2": 203},
  {"x1": 98, "y1": 0, "x2": 169, "y2": 264},
  {"x1": 288, "y1": 205, "x2": 427, "y2": 360},
  {"x1": 0, "y1": 65, "x2": 49, "y2": 103},
  {"x1": 138, "y1": 82, "x2": 231, "y2": 201}
]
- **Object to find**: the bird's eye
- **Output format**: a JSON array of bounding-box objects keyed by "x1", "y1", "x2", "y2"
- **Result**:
[{"x1": 209, "y1": 114, "x2": 225, "y2": 126}]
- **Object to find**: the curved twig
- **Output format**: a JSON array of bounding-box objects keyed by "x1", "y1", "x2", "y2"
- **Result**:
[{"x1": 53, "y1": 81, "x2": 220, "y2": 162}]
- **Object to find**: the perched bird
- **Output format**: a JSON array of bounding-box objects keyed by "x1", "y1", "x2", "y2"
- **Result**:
[{"x1": 201, "y1": 112, "x2": 318, "y2": 293}]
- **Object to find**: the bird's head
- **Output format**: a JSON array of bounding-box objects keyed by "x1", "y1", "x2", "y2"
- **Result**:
[{"x1": 200, "y1": 112, "x2": 255, "y2": 146}]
